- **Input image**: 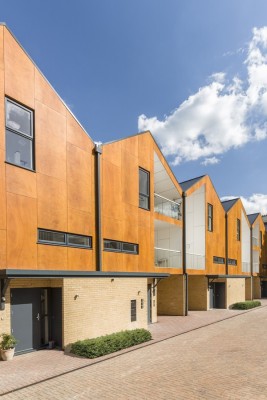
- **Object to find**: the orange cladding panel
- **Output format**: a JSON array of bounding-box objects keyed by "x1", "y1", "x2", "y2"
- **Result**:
[
  {"x1": 4, "y1": 29, "x2": 35, "y2": 108},
  {"x1": 6, "y1": 193, "x2": 37, "y2": 269}
]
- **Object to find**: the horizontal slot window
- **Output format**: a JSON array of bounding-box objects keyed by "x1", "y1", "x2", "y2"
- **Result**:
[
  {"x1": 104, "y1": 239, "x2": 138, "y2": 255},
  {"x1": 213, "y1": 256, "x2": 225, "y2": 264},
  {"x1": 228, "y1": 258, "x2": 237, "y2": 266},
  {"x1": 38, "y1": 229, "x2": 92, "y2": 249}
]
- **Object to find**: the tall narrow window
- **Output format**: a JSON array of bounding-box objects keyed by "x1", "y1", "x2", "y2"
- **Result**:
[
  {"x1": 131, "y1": 300, "x2": 137, "y2": 322},
  {"x1": 5, "y1": 98, "x2": 34, "y2": 170},
  {"x1": 207, "y1": 203, "x2": 213, "y2": 232},
  {"x1": 260, "y1": 231, "x2": 262, "y2": 247},
  {"x1": 237, "y1": 218, "x2": 241, "y2": 241},
  {"x1": 139, "y1": 168, "x2": 150, "y2": 210}
]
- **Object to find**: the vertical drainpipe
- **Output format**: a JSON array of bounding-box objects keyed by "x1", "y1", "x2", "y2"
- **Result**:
[
  {"x1": 250, "y1": 226, "x2": 253, "y2": 300},
  {"x1": 182, "y1": 191, "x2": 188, "y2": 316},
  {"x1": 225, "y1": 212, "x2": 229, "y2": 275},
  {"x1": 95, "y1": 143, "x2": 102, "y2": 272}
]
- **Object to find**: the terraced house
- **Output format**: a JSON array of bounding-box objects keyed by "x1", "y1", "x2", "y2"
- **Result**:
[
  {"x1": 0, "y1": 24, "x2": 266, "y2": 355},
  {"x1": 0, "y1": 24, "x2": 170, "y2": 354}
]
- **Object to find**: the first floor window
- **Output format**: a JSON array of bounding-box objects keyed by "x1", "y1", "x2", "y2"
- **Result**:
[
  {"x1": 139, "y1": 167, "x2": 150, "y2": 210},
  {"x1": 5, "y1": 98, "x2": 34, "y2": 170},
  {"x1": 207, "y1": 203, "x2": 213, "y2": 232}
]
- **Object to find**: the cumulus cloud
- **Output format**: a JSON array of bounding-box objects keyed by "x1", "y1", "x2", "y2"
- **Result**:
[
  {"x1": 201, "y1": 156, "x2": 220, "y2": 166},
  {"x1": 138, "y1": 27, "x2": 267, "y2": 165},
  {"x1": 221, "y1": 194, "x2": 267, "y2": 215}
]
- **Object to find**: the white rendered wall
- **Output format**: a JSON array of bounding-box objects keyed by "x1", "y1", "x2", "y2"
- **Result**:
[
  {"x1": 186, "y1": 185, "x2": 205, "y2": 270},
  {"x1": 241, "y1": 210, "x2": 251, "y2": 273}
]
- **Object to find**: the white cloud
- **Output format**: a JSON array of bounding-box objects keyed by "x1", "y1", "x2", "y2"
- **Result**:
[
  {"x1": 201, "y1": 156, "x2": 220, "y2": 166},
  {"x1": 221, "y1": 194, "x2": 267, "y2": 215},
  {"x1": 138, "y1": 27, "x2": 267, "y2": 165}
]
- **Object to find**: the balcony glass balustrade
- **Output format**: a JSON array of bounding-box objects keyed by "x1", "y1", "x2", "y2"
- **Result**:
[
  {"x1": 154, "y1": 247, "x2": 182, "y2": 269},
  {"x1": 154, "y1": 193, "x2": 182, "y2": 220}
]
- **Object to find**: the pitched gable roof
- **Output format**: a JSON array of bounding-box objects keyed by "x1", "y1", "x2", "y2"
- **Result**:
[
  {"x1": 221, "y1": 198, "x2": 239, "y2": 212},
  {"x1": 179, "y1": 175, "x2": 206, "y2": 192},
  {"x1": 247, "y1": 213, "x2": 260, "y2": 225}
]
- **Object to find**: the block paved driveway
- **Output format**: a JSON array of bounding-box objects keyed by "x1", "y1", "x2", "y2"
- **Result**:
[{"x1": 1, "y1": 302, "x2": 267, "y2": 399}]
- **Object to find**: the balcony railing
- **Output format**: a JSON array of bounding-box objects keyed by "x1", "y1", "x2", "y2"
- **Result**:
[
  {"x1": 242, "y1": 261, "x2": 250, "y2": 273},
  {"x1": 186, "y1": 253, "x2": 205, "y2": 270},
  {"x1": 154, "y1": 247, "x2": 182, "y2": 269},
  {"x1": 154, "y1": 193, "x2": 182, "y2": 220},
  {"x1": 252, "y1": 237, "x2": 258, "y2": 247},
  {"x1": 253, "y1": 262, "x2": 259, "y2": 273}
]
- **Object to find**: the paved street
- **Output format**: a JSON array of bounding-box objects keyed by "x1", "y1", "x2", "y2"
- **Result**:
[{"x1": 1, "y1": 305, "x2": 267, "y2": 399}]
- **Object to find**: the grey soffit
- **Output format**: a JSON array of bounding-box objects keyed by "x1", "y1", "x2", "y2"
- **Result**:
[
  {"x1": 247, "y1": 213, "x2": 260, "y2": 225},
  {"x1": 221, "y1": 198, "x2": 239, "y2": 212},
  {"x1": 179, "y1": 175, "x2": 206, "y2": 192},
  {"x1": 0, "y1": 269, "x2": 170, "y2": 279}
]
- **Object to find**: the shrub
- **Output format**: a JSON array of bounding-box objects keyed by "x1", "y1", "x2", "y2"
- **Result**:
[
  {"x1": 231, "y1": 300, "x2": 261, "y2": 310},
  {"x1": 0, "y1": 333, "x2": 18, "y2": 350},
  {"x1": 71, "y1": 329, "x2": 152, "y2": 358}
]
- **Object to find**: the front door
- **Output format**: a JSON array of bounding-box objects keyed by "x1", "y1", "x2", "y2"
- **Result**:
[
  {"x1": 11, "y1": 288, "x2": 42, "y2": 353},
  {"x1": 214, "y1": 283, "x2": 225, "y2": 309},
  {"x1": 262, "y1": 281, "x2": 267, "y2": 298},
  {"x1": 209, "y1": 282, "x2": 225, "y2": 309}
]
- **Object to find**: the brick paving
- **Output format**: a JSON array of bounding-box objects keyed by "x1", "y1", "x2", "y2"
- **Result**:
[{"x1": 1, "y1": 301, "x2": 267, "y2": 399}]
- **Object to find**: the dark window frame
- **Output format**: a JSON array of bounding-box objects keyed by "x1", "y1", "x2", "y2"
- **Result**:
[
  {"x1": 237, "y1": 218, "x2": 241, "y2": 241},
  {"x1": 207, "y1": 203, "x2": 213, "y2": 232},
  {"x1": 38, "y1": 228, "x2": 92, "y2": 249},
  {"x1": 103, "y1": 239, "x2": 139, "y2": 255},
  {"x1": 213, "y1": 256, "x2": 225, "y2": 264},
  {"x1": 228, "y1": 258, "x2": 237, "y2": 266},
  {"x1": 5, "y1": 97, "x2": 35, "y2": 171},
  {"x1": 139, "y1": 167, "x2": 150, "y2": 211},
  {"x1": 131, "y1": 299, "x2": 137, "y2": 322}
]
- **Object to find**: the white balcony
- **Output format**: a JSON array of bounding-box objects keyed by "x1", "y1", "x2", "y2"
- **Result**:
[
  {"x1": 154, "y1": 193, "x2": 182, "y2": 220},
  {"x1": 155, "y1": 247, "x2": 182, "y2": 269},
  {"x1": 186, "y1": 253, "x2": 205, "y2": 270}
]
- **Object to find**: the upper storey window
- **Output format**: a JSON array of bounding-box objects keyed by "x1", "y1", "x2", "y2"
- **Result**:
[
  {"x1": 139, "y1": 168, "x2": 150, "y2": 210},
  {"x1": 237, "y1": 218, "x2": 241, "y2": 241},
  {"x1": 207, "y1": 203, "x2": 213, "y2": 232},
  {"x1": 5, "y1": 98, "x2": 34, "y2": 170}
]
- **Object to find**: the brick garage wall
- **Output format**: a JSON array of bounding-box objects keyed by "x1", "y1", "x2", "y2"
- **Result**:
[
  {"x1": 226, "y1": 278, "x2": 245, "y2": 308},
  {"x1": 62, "y1": 278, "x2": 148, "y2": 348},
  {"x1": 253, "y1": 276, "x2": 261, "y2": 299},
  {"x1": 245, "y1": 277, "x2": 253, "y2": 300},
  {"x1": 188, "y1": 275, "x2": 208, "y2": 311},
  {"x1": 157, "y1": 275, "x2": 185, "y2": 316},
  {"x1": 0, "y1": 278, "x2": 63, "y2": 335}
]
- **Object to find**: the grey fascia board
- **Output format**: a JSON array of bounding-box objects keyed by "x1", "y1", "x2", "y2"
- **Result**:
[
  {"x1": 0, "y1": 269, "x2": 170, "y2": 279},
  {"x1": 206, "y1": 274, "x2": 250, "y2": 279}
]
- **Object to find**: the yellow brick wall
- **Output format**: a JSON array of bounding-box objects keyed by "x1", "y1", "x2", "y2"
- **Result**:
[
  {"x1": 245, "y1": 277, "x2": 253, "y2": 300},
  {"x1": 62, "y1": 278, "x2": 148, "y2": 348},
  {"x1": 157, "y1": 275, "x2": 185, "y2": 316},
  {"x1": 226, "y1": 278, "x2": 245, "y2": 307},
  {"x1": 148, "y1": 278, "x2": 157, "y2": 323},
  {"x1": 253, "y1": 276, "x2": 261, "y2": 299},
  {"x1": 0, "y1": 278, "x2": 63, "y2": 335},
  {"x1": 188, "y1": 275, "x2": 208, "y2": 311}
]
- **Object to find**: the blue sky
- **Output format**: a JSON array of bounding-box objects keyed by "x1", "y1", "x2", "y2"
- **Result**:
[{"x1": 1, "y1": 0, "x2": 267, "y2": 213}]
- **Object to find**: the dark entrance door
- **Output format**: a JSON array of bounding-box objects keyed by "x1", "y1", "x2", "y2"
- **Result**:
[
  {"x1": 147, "y1": 284, "x2": 152, "y2": 324},
  {"x1": 11, "y1": 288, "x2": 42, "y2": 353},
  {"x1": 262, "y1": 281, "x2": 267, "y2": 298},
  {"x1": 209, "y1": 282, "x2": 225, "y2": 309}
]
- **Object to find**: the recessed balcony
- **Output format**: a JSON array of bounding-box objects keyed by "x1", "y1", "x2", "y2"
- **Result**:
[
  {"x1": 154, "y1": 247, "x2": 182, "y2": 269},
  {"x1": 154, "y1": 193, "x2": 182, "y2": 220}
]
